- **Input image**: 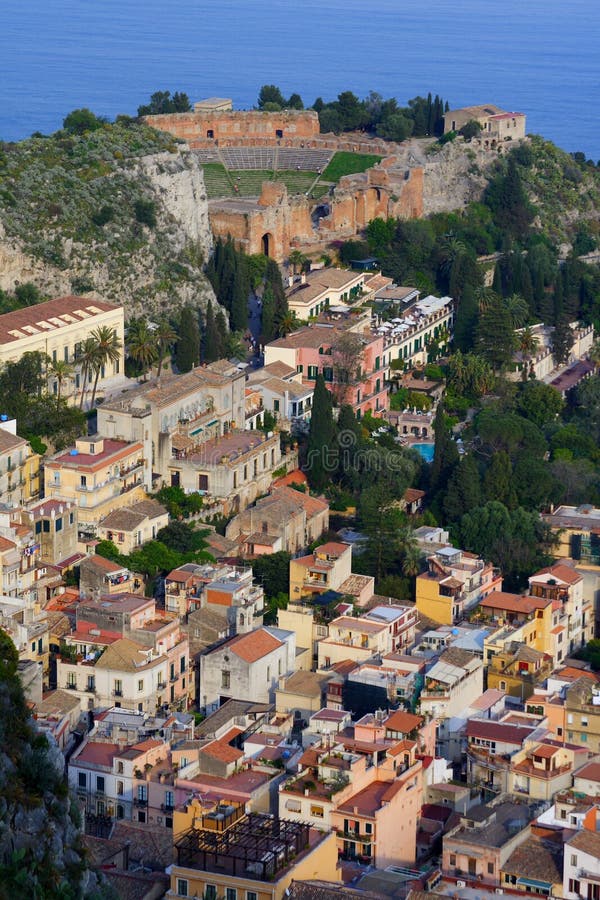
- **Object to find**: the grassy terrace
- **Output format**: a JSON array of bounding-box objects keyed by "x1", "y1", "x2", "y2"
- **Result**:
[
  {"x1": 203, "y1": 164, "x2": 318, "y2": 198},
  {"x1": 203, "y1": 151, "x2": 383, "y2": 200}
]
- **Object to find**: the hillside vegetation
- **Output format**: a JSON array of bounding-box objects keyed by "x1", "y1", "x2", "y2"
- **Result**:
[{"x1": 0, "y1": 120, "x2": 215, "y2": 317}]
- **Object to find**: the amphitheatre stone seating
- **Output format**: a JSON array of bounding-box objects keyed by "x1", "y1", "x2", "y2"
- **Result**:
[
  {"x1": 275, "y1": 148, "x2": 333, "y2": 171},
  {"x1": 193, "y1": 148, "x2": 221, "y2": 163},
  {"x1": 219, "y1": 147, "x2": 276, "y2": 170}
]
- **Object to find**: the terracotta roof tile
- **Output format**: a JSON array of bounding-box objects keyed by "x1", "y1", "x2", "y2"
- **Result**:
[{"x1": 228, "y1": 628, "x2": 283, "y2": 663}]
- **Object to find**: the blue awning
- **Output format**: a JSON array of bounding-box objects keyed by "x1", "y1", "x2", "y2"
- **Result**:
[{"x1": 516, "y1": 877, "x2": 551, "y2": 890}]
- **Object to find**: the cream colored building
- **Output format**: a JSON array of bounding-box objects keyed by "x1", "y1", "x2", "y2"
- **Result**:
[
  {"x1": 286, "y1": 267, "x2": 369, "y2": 320},
  {"x1": 97, "y1": 360, "x2": 246, "y2": 490},
  {"x1": 0, "y1": 418, "x2": 41, "y2": 507},
  {"x1": 57, "y1": 630, "x2": 190, "y2": 714},
  {"x1": 0, "y1": 295, "x2": 124, "y2": 404},
  {"x1": 44, "y1": 435, "x2": 146, "y2": 542},
  {"x1": 97, "y1": 499, "x2": 169, "y2": 554},
  {"x1": 444, "y1": 104, "x2": 526, "y2": 140}
]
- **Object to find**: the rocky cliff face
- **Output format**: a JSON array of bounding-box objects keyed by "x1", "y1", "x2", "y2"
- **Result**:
[{"x1": 0, "y1": 123, "x2": 217, "y2": 319}]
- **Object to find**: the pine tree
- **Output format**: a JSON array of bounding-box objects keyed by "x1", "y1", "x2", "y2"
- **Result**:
[
  {"x1": 175, "y1": 307, "x2": 200, "y2": 372},
  {"x1": 476, "y1": 298, "x2": 516, "y2": 371},
  {"x1": 552, "y1": 317, "x2": 574, "y2": 365},
  {"x1": 306, "y1": 374, "x2": 336, "y2": 492}
]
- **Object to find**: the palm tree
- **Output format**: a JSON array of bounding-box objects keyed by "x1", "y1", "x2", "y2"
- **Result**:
[
  {"x1": 505, "y1": 293, "x2": 530, "y2": 329},
  {"x1": 518, "y1": 326, "x2": 540, "y2": 359},
  {"x1": 474, "y1": 286, "x2": 497, "y2": 313},
  {"x1": 400, "y1": 529, "x2": 421, "y2": 578},
  {"x1": 439, "y1": 233, "x2": 467, "y2": 277},
  {"x1": 277, "y1": 311, "x2": 300, "y2": 337},
  {"x1": 89, "y1": 326, "x2": 122, "y2": 408},
  {"x1": 288, "y1": 249, "x2": 307, "y2": 275},
  {"x1": 77, "y1": 337, "x2": 100, "y2": 410},
  {"x1": 127, "y1": 319, "x2": 158, "y2": 381},
  {"x1": 155, "y1": 319, "x2": 177, "y2": 378},
  {"x1": 48, "y1": 358, "x2": 74, "y2": 407}
]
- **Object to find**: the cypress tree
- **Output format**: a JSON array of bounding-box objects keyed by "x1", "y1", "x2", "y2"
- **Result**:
[
  {"x1": 203, "y1": 299, "x2": 222, "y2": 362},
  {"x1": 306, "y1": 374, "x2": 336, "y2": 492},
  {"x1": 443, "y1": 454, "x2": 482, "y2": 523},
  {"x1": 453, "y1": 286, "x2": 479, "y2": 353},
  {"x1": 175, "y1": 307, "x2": 200, "y2": 372},
  {"x1": 230, "y1": 259, "x2": 248, "y2": 332},
  {"x1": 261, "y1": 284, "x2": 276, "y2": 342},
  {"x1": 430, "y1": 404, "x2": 460, "y2": 493}
]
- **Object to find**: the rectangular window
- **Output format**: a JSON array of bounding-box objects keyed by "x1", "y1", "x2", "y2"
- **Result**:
[
  {"x1": 55, "y1": 517, "x2": 62, "y2": 532},
  {"x1": 80, "y1": 475, "x2": 87, "y2": 487},
  {"x1": 488, "y1": 862, "x2": 494, "y2": 875},
  {"x1": 35, "y1": 521, "x2": 42, "y2": 534},
  {"x1": 177, "y1": 880, "x2": 188, "y2": 897},
  {"x1": 96, "y1": 776, "x2": 105, "y2": 793},
  {"x1": 43, "y1": 520, "x2": 50, "y2": 533},
  {"x1": 114, "y1": 679, "x2": 122, "y2": 697},
  {"x1": 117, "y1": 781, "x2": 123, "y2": 795},
  {"x1": 138, "y1": 679, "x2": 144, "y2": 692},
  {"x1": 307, "y1": 365, "x2": 318, "y2": 379},
  {"x1": 450, "y1": 854, "x2": 456, "y2": 866},
  {"x1": 180, "y1": 656, "x2": 186, "y2": 674},
  {"x1": 571, "y1": 855, "x2": 578, "y2": 866},
  {"x1": 226, "y1": 890, "x2": 237, "y2": 900},
  {"x1": 296, "y1": 364, "x2": 303, "y2": 374},
  {"x1": 78, "y1": 772, "x2": 86, "y2": 788},
  {"x1": 205, "y1": 887, "x2": 216, "y2": 900},
  {"x1": 246, "y1": 894, "x2": 258, "y2": 900},
  {"x1": 273, "y1": 399, "x2": 280, "y2": 412},
  {"x1": 310, "y1": 805, "x2": 324, "y2": 818},
  {"x1": 222, "y1": 671, "x2": 231, "y2": 689}
]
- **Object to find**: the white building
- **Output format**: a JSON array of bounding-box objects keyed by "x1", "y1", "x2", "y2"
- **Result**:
[{"x1": 199, "y1": 626, "x2": 296, "y2": 713}]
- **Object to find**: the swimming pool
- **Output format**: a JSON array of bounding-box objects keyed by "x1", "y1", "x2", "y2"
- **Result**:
[{"x1": 412, "y1": 442, "x2": 435, "y2": 463}]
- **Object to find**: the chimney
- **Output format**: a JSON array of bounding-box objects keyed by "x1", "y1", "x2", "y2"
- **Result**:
[
  {"x1": 287, "y1": 276, "x2": 293, "y2": 287},
  {"x1": 300, "y1": 273, "x2": 306, "y2": 284}
]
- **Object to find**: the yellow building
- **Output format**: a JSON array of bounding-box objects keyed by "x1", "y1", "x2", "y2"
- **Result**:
[
  {"x1": 44, "y1": 434, "x2": 146, "y2": 543},
  {"x1": 487, "y1": 644, "x2": 554, "y2": 700},
  {"x1": 0, "y1": 295, "x2": 125, "y2": 405},
  {"x1": 416, "y1": 547, "x2": 501, "y2": 625},
  {"x1": 0, "y1": 418, "x2": 41, "y2": 506},
  {"x1": 168, "y1": 799, "x2": 340, "y2": 900}
]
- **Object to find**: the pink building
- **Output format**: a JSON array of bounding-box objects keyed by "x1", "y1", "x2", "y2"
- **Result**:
[{"x1": 264, "y1": 319, "x2": 389, "y2": 418}]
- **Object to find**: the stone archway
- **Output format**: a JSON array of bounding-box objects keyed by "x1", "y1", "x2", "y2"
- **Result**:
[{"x1": 261, "y1": 232, "x2": 273, "y2": 257}]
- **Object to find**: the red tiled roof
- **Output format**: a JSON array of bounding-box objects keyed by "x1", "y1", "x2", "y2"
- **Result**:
[
  {"x1": 201, "y1": 740, "x2": 244, "y2": 764},
  {"x1": 273, "y1": 469, "x2": 309, "y2": 488},
  {"x1": 0, "y1": 295, "x2": 119, "y2": 345},
  {"x1": 131, "y1": 738, "x2": 162, "y2": 753},
  {"x1": 479, "y1": 591, "x2": 550, "y2": 614},
  {"x1": 75, "y1": 742, "x2": 120, "y2": 768},
  {"x1": 531, "y1": 564, "x2": 582, "y2": 585},
  {"x1": 228, "y1": 628, "x2": 283, "y2": 663},
  {"x1": 465, "y1": 720, "x2": 536, "y2": 744},
  {"x1": 575, "y1": 762, "x2": 600, "y2": 783},
  {"x1": 385, "y1": 710, "x2": 423, "y2": 734}
]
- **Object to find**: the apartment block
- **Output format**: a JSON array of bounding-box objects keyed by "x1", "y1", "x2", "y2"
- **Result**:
[
  {"x1": 0, "y1": 417, "x2": 41, "y2": 506},
  {"x1": 416, "y1": 546, "x2": 502, "y2": 625}
]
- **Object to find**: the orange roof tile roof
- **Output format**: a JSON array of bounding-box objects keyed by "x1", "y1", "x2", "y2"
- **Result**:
[
  {"x1": 385, "y1": 710, "x2": 423, "y2": 733},
  {"x1": 0, "y1": 535, "x2": 17, "y2": 551},
  {"x1": 532, "y1": 564, "x2": 582, "y2": 585},
  {"x1": 228, "y1": 628, "x2": 283, "y2": 663},
  {"x1": 273, "y1": 469, "x2": 309, "y2": 488},
  {"x1": 201, "y1": 740, "x2": 244, "y2": 764}
]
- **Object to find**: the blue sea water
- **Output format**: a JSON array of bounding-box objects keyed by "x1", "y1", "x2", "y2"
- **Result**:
[{"x1": 1, "y1": 0, "x2": 599, "y2": 158}]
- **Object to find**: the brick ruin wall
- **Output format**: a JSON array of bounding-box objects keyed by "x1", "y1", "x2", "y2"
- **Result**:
[{"x1": 144, "y1": 109, "x2": 320, "y2": 146}]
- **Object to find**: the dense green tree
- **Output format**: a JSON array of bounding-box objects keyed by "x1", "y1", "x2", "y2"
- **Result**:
[
  {"x1": 358, "y1": 484, "x2": 409, "y2": 582},
  {"x1": 552, "y1": 317, "x2": 574, "y2": 365},
  {"x1": 484, "y1": 158, "x2": 534, "y2": 238},
  {"x1": 258, "y1": 85, "x2": 286, "y2": 109},
  {"x1": 287, "y1": 92, "x2": 304, "y2": 110},
  {"x1": 430, "y1": 404, "x2": 459, "y2": 492},
  {"x1": 306, "y1": 374, "x2": 336, "y2": 492},
  {"x1": 137, "y1": 90, "x2": 191, "y2": 116},
  {"x1": 202, "y1": 298, "x2": 223, "y2": 362},
  {"x1": 155, "y1": 521, "x2": 211, "y2": 554},
  {"x1": 515, "y1": 380, "x2": 564, "y2": 428},
  {"x1": 476, "y1": 297, "x2": 516, "y2": 371},
  {"x1": 261, "y1": 284, "x2": 276, "y2": 342},
  {"x1": 459, "y1": 120, "x2": 482, "y2": 140},
  {"x1": 252, "y1": 551, "x2": 292, "y2": 599},
  {"x1": 376, "y1": 113, "x2": 413, "y2": 142},
  {"x1": 452, "y1": 286, "x2": 479, "y2": 352},
  {"x1": 483, "y1": 451, "x2": 517, "y2": 508},
  {"x1": 442, "y1": 454, "x2": 482, "y2": 522},
  {"x1": 175, "y1": 307, "x2": 200, "y2": 372},
  {"x1": 63, "y1": 107, "x2": 104, "y2": 134}
]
